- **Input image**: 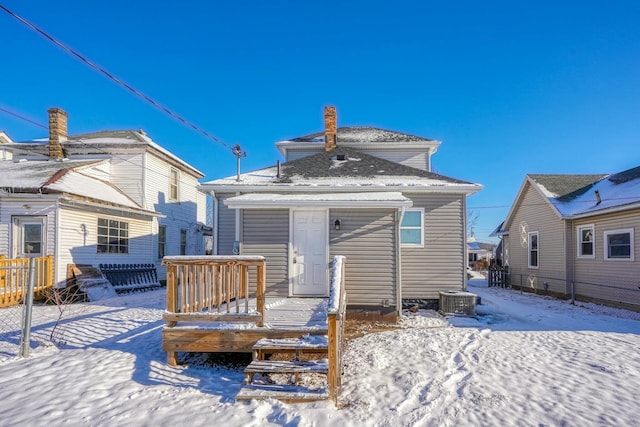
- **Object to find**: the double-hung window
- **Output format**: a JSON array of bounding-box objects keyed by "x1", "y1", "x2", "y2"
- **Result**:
[
  {"x1": 577, "y1": 225, "x2": 595, "y2": 258},
  {"x1": 528, "y1": 231, "x2": 539, "y2": 268},
  {"x1": 158, "y1": 226, "x2": 167, "y2": 259},
  {"x1": 604, "y1": 228, "x2": 634, "y2": 261},
  {"x1": 400, "y1": 208, "x2": 424, "y2": 247},
  {"x1": 180, "y1": 229, "x2": 187, "y2": 255},
  {"x1": 169, "y1": 168, "x2": 179, "y2": 201}
]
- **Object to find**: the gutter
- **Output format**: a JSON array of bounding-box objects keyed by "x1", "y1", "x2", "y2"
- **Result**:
[
  {"x1": 396, "y1": 207, "x2": 406, "y2": 314},
  {"x1": 201, "y1": 184, "x2": 483, "y2": 195}
]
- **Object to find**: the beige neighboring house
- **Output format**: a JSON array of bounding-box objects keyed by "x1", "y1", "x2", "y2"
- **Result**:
[
  {"x1": 0, "y1": 108, "x2": 208, "y2": 286},
  {"x1": 492, "y1": 166, "x2": 640, "y2": 310},
  {"x1": 200, "y1": 107, "x2": 483, "y2": 316}
]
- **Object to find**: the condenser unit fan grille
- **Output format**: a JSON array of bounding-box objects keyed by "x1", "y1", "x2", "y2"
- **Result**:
[{"x1": 439, "y1": 291, "x2": 477, "y2": 316}]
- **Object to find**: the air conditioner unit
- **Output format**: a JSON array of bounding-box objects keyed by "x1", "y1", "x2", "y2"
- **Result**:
[{"x1": 439, "y1": 291, "x2": 477, "y2": 317}]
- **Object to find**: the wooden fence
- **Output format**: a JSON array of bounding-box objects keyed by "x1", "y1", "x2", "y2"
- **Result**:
[
  {"x1": 0, "y1": 256, "x2": 54, "y2": 307},
  {"x1": 488, "y1": 265, "x2": 510, "y2": 288}
]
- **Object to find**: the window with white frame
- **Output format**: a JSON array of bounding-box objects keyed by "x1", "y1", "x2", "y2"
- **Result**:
[
  {"x1": 604, "y1": 228, "x2": 634, "y2": 261},
  {"x1": 400, "y1": 208, "x2": 424, "y2": 247},
  {"x1": 158, "y1": 226, "x2": 166, "y2": 259},
  {"x1": 97, "y1": 218, "x2": 129, "y2": 254},
  {"x1": 577, "y1": 224, "x2": 595, "y2": 258},
  {"x1": 180, "y1": 229, "x2": 187, "y2": 255},
  {"x1": 169, "y1": 168, "x2": 179, "y2": 201},
  {"x1": 528, "y1": 231, "x2": 539, "y2": 268}
]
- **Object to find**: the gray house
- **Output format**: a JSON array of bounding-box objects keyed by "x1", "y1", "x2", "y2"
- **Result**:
[
  {"x1": 492, "y1": 166, "x2": 640, "y2": 310},
  {"x1": 200, "y1": 107, "x2": 482, "y2": 318}
]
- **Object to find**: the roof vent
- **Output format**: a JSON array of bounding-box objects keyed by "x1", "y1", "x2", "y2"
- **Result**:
[{"x1": 335, "y1": 154, "x2": 346, "y2": 161}]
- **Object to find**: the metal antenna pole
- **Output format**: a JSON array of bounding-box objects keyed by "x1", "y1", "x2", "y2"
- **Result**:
[{"x1": 232, "y1": 144, "x2": 247, "y2": 182}]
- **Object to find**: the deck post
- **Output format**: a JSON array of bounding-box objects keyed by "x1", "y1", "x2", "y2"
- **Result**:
[
  {"x1": 166, "y1": 264, "x2": 178, "y2": 327},
  {"x1": 256, "y1": 261, "x2": 266, "y2": 327}
]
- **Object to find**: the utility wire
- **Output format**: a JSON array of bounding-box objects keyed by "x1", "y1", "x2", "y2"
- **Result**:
[
  {"x1": 0, "y1": 4, "x2": 235, "y2": 154},
  {"x1": 0, "y1": 106, "x2": 47, "y2": 130}
]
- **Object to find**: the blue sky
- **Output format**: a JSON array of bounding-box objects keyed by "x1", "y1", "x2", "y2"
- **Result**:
[{"x1": 2, "y1": 1, "x2": 639, "y2": 242}]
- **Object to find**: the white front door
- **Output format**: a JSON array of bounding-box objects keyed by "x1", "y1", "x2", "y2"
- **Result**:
[{"x1": 291, "y1": 209, "x2": 328, "y2": 296}]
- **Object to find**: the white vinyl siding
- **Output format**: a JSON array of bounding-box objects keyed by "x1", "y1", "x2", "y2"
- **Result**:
[
  {"x1": 110, "y1": 153, "x2": 145, "y2": 206},
  {"x1": 329, "y1": 209, "x2": 396, "y2": 307},
  {"x1": 57, "y1": 208, "x2": 153, "y2": 285},
  {"x1": 576, "y1": 224, "x2": 595, "y2": 258},
  {"x1": 604, "y1": 228, "x2": 634, "y2": 261},
  {"x1": 285, "y1": 148, "x2": 324, "y2": 161}
]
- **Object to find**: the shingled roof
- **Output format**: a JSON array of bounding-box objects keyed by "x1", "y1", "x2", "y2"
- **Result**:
[
  {"x1": 276, "y1": 146, "x2": 470, "y2": 184},
  {"x1": 290, "y1": 126, "x2": 434, "y2": 143},
  {"x1": 528, "y1": 174, "x2": 606, "y2": 201}
]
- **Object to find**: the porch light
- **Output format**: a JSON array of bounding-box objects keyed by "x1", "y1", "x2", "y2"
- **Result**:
[{"x1": 334, "y1": 219, "x2": 341, "y2": 230}]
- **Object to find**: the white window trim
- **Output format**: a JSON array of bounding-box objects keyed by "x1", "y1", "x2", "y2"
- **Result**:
[
  {"x1": 400, "y1": 208, "x2": 424, "y2": 248},
  {"x1": 604, "y1": 228, "x2": 634, "y2": 261},
  {"x1": 528, "y1": 231, "x2": 539, "y2": 269},
  {"x1": 169, "y1": 168, "x2": 180, "y2": 201},
  {"x1": 576, "y1": 224, "x2": 595, "y2": 259}
]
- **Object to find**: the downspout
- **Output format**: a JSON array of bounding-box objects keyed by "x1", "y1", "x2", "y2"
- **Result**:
[
  {"x1": 462, "y1": 196, "x2": 468, "y2": 291},
  {"x1": 211, "y1": 190, "x2": 219, "y2": 255},
  {"x1": 54, "y1": 198, "x2": 61, "y2": 287},
  {"x1": 396, "y1": 207, "x2": 406, "y2": 314},
  {"x1": 234, "y1": 191, "x2": 241, "y2": 254}
]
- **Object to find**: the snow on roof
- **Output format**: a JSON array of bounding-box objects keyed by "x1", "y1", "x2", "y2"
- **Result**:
[
  {"x1": 224, "y1": 192, "x2": 414, "y2": 208},
  {"x1": 288, "y1": 126, "x2": 436, "y2": 143},
  {"x1": 201, "y1": 147, "x2": 481, "y2": 193},
  {"x1": 0, "y1": 159, "x2": 101, "y2": 189},
  {"x1": 0, "y1": 159, "x2": 143, "y2": 210},
  {"x1": 530, "y1": 166, "x2": 640, "y2": 218}
]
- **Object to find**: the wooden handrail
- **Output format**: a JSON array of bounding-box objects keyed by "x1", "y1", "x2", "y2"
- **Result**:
[
  {"x1": 0, "y1": 256, "x2": 54, "y2": 307},
  {"x1": 327, "y1": 255, "x2": 347, "y2": 405},
  {"x1": 162, "y1": 256, "x2": 267, "y2": 326}
]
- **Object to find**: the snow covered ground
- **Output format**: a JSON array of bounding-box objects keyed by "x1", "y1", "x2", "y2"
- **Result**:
[{"x1": 1, "y1": 276, "x2": 639, "y2": 426}]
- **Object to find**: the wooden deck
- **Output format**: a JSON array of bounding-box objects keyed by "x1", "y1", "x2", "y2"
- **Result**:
[{"x1": 161, "y1": 255, "x2": 347, "y2": 404}]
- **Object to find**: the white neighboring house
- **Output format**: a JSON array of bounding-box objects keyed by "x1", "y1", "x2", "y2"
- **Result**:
[{"x1": 0, "y1": 108, "x2": 208, "y2": 285}]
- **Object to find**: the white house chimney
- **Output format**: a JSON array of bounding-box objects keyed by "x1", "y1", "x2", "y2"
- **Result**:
[
  {"x1": 324, "y1": 106, "x2": 337, "y2": 151},
  {"x1": 48, "y1": 107, "x2": 68, "y2": 159}
]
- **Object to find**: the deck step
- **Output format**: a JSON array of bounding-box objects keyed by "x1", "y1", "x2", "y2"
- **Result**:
[
  {"x1": 245, "y1": 359, "x2": 329, "y2": 374},
  {"x1": 253, "y1": 336, "x2": 328, "y2": 352},
  {"x1": 236, "y1": 384, "x2": 329, "y2": 403}
]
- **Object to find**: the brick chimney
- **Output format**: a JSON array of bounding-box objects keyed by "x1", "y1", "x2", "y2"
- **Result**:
[
  {"x1": 324, "y1": 106, "x2": 337, "y2": 151},
  {"x1": 48, "y1": 108, "x2": 68, "y2": 159}
]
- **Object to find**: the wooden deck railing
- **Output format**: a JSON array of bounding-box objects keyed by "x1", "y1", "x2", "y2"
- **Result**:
[
  {"x1": 327, "y1": 255, "x2": 347, "y2": 404},
  {"x1": 0, "y1": 255, "x2": 54, "y2": 307},
  {"x1": 162, "y1": 255, "x2": 266, "y2": 326}
]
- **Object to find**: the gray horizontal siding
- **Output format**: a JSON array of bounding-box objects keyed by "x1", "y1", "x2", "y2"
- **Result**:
[
  {"x1": 359, "y1": 149, "x2": 429, "y2": 172},
  {"x1": 401, "y1": 193, "x2": 465, "y2": 299},
  {"x1": 330, "y1": 209, "x2": 396, "y2": 307},
  {"x1": 505, "y1": 183, "x2": 567, "y2": 294},
  {"x1": 241, "y1": 209, "x2": 289, "y2": 297},
  {"x1": 571, "y1": 210, "x2": 640, "y2": 307},
  {"x1": 216, "y1": 194, "x2": 236, "y2": 255}
]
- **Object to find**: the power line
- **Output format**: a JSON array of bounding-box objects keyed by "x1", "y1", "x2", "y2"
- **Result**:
[
  {"x1": 0, "y1": 106, "x2": 47, "y2": 130},
  {"x1": 0, "y1": 4, "x2": 235, "y2": 154}
]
